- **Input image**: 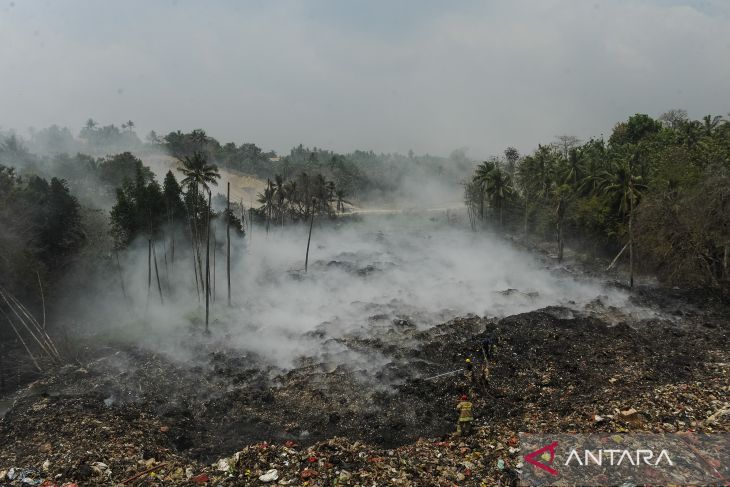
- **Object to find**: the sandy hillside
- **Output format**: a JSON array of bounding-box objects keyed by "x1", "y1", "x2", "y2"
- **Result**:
[{"x1": 144, "y1": 154, "x2": 268, "y2": 208}]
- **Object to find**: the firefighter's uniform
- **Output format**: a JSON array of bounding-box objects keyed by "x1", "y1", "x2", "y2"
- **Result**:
[{"x1": 455, "y1": 399, "x2": 473, "y2": 435}]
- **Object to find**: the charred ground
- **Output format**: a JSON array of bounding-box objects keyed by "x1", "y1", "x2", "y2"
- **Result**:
[{"x1": 0, "y1": 283, "x2": 728, "y2": 485}]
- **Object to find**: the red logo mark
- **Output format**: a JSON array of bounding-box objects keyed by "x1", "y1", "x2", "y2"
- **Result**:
[{"x1": 524, "y1": 441, "x2": 559, "y2": 476}]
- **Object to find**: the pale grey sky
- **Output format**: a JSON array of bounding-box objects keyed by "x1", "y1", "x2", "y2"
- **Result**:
[{"x1": 1, "y1": 0, "x2": 729, "y2": 158}]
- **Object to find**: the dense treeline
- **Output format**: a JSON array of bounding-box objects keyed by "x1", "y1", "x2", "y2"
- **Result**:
[
  {"x1": 4, "y1": 121, "x2": 472, "y2": 206},
  {"x1": 466, "y1": 111, "x2": 730, "y2": 292},
  {"x1": 255, "y1": 172, "x2": 348, "y2": 232},
  {"x1": 1, "y1": 120, "x2": 464, "y2": 310},
  {"x1": 0, "y1": 165, "x2": 84, "y2": 301},
  {"x1": 22, "y1": 119, "x2": 145, "y2": 157},
  {"x1": 162, "y1": 129, "x2": 471, "y2": 199}
]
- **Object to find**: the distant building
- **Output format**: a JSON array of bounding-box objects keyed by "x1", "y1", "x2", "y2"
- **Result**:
[{"x1": 268, "y1": 156, "x2": 281, "y2": 162}]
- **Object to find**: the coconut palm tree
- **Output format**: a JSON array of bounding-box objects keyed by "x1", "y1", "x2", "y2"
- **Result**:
[
  {"x1": 272, "y1": 174, "x2": 286, "y2": 226},
  {"x1": 312, "y1": 174, "x2": 328, "y2": 214},
  {"x1": 297, "y1": 172, "x2": 311, "y2": 219},
  {"x1": 177, "y1": 152, "x2": 219, "y2": 294},
  {"x1": 257, "y1": 179, "x2": 275, "y2": 234},
  {"x1": 552, "y1": 184, "x2": 571, "y2": 262},
  {"x1": 702, "y1": 114, "x2": 724, "y2": 136},
  {"x1": 596, "y1": 153, "x2": 647, "y2": 287},
  {"x1": 283, "y1": 180, "x2": 298, "y2": 219},
  {"x1": 484, "y1": 165, "x2": 513, "y2": 227},
  {"x1": 564, "y1": 148, "x2": 583, "y2": 187},
  {"x1": 178, "y1": 152, "x2": 221, "y2": 198},
  {"x1": 473, "y1": 160, "x2": 496, "y2": 219},
  {"x1": 190, "y1": 129, "x2": 208, "y2": 152}
]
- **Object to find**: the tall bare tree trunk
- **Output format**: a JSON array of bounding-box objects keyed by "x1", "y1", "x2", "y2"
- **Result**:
[
  {"x1": 305, "y1": 205, "x2": 315, "y2": 273},
  {"x1": 557, "y1": 220, "x2": 564, "y2": 262},
  {"x1": 249, "y1": 205, "x2": 254, "y2": 241},
  {"x1": 205, "y1": 191, "x2": 211, "y2": 332},
  {"x1": 146, "y1": 239, "x2": 152, "y2": 309},
  {"x1": 115, "y1": 251, "x2": 128, "y2": 301},
  {"x1": 227, "y1": 182, "x2": 231, "y2": 306},
  {"x1": 629, "y1": 195, "x2": 634, "y2": 289},
  {"x1": 170, "y1": 214, "x2": 175, "y2": 266},
  {"x1": 193, "y1": 184, "x2": 204, "y2": 295},
  {"x1": 240, "y1": 198, "x2": 245, "y2": 237},
  {"x1": 152, "y1": 242, "x2": 164, "y2": 304},
  {"x1": 213, "y1": 231, "x2": 216, "y2": 302},
  {"x1": 187, "y1": 212, "x2": 201, "y2": 302}
]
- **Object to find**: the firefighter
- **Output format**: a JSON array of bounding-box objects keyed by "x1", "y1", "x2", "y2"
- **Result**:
[
  {"x1": 481, "y1": 336, "x2": 497, "y2": 361},
  {"x1": 464, "y1": 357, "x2": 478, "y2": 388},
  {"x1": 464, "y1": 357, "x2": 473, "y2": 378},
  {"x1": 455, "y1": 394, "x2": 473, "y2": 436}
]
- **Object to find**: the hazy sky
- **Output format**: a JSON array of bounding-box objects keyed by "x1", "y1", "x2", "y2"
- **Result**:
[{"x1": 1, "y1": 0, "x2": 729, "y2": 158}]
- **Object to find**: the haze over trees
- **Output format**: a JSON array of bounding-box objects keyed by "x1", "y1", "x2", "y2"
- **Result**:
[{"x1": 2, "y1": 109, "x2": 729, "y2": 381}]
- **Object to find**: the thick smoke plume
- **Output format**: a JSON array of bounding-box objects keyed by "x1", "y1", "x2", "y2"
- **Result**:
[{"x1": 60, "y1": 212, "x2": 649, "y2": 377}]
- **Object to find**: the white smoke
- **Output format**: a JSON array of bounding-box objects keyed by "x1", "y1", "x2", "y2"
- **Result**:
[{"x1": 62, "y1": 212, "x2": 650, "y2": 374}]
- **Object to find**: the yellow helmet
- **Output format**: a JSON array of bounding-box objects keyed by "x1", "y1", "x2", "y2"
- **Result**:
[{"x1": 465, "y1": 358, "x2": 471, "y2": 363}]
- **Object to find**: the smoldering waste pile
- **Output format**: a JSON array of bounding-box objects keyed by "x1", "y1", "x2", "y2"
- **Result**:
[{"x1": 1, "y1": 283, "x2": 728, "y2": 486}]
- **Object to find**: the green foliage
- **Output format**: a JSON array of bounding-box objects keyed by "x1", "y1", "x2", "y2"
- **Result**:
[
  {"x1": 110, "y1": 161, "x2": 166, "y2": 247},
  {"x1": 0, "y1": 165, "x2": 84, "y2": 297},
  {"x1": 177, "y1": 152, "x2": 221, "y2": 195},
  {"x1": 256, "y1": 172, "x2": 343, "y2": 227},
  {"x1": 79, "y1": 120, "x2": 142, "y2": 153},
  {"x1": 609, "y1": 114, "x2": 663, "y2": 146},
  {"x1": 471, "y1": 111, "x2": 730, "y2": 289},
  {"x1": 221, "y1": 207, "x2": 244, "y2": 236},
  {"x1": 162, "y1": 170, "x2": 187, "y2": 223},
  {"x1": 163, "y1": 131, "x2": 469, "y2": 200},
  {"x1": 98, "y1": 152, "x2": 154, "y2": 189}
]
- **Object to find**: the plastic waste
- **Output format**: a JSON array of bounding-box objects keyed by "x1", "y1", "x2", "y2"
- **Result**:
[{"x1": 259, "y1": 469, "x2": 279, "y2": 482}]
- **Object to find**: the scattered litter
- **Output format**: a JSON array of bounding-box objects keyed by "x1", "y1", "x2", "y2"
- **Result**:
[{"x1": 258, "y1": 469, "x2": 278, "y2": 482}]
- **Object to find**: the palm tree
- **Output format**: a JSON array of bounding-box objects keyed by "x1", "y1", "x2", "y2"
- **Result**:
[
  {"x1": 297, "y1": 172, "x2": 311, "y2": 219},
  {"x1": 257, "y1": 179, "x2": 275, "y2": 234},
  {"x1": 552, "y1": 184, "x2": 571, "y2": 262},
  {"x1": 178, "y1": 152, "x2": 221, "y2": 198},
  {"x1": 273, "y1": 174, "x2": 286, "y2": 225},
  {"x1": 473, "y1": 160, "x2": 496, "y2": 219},
  {"x1": 679, "y1": 120, "x2": 703, "y2": 148},
  {"x1": 596, "y1": 153, "x2": 647, "y2": 288},
  {"x1": 177, "y1": 152, "x2": 219, "y2": 295},
  {"x1": 564, "y1": 148, "x2": 583, "y2": 188},
  {"x1": 190, "y1": 129, "x2": 208, "y2": 151},
  {"x1": 516, "y1": 145, "x2": 557, "y2": 232},
  {"x1": 312, "y1": 174, "x2": 328, "y2": 214},
  {"x1": 283, "y1": 180, "x2": 298, "y2": 218},
  {"x1": 463, "y1": 180, "x2": 482, "y2": 231},
  {"x1": 702, "y1": 115, "x2": 724, "y2": 136},
  {"x1": 484, "y1": 165, "x2": 513, "y2": 227}
]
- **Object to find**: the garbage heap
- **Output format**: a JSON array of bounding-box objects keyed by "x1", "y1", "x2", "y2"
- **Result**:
[{"x1": 0, "y1": 294, "x2": 728, "y2": 486}]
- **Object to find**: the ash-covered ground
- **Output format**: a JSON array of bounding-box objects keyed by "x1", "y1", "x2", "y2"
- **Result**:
[{"x1": 1, "y1": 215, "x2": 728, "y2": 485}]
